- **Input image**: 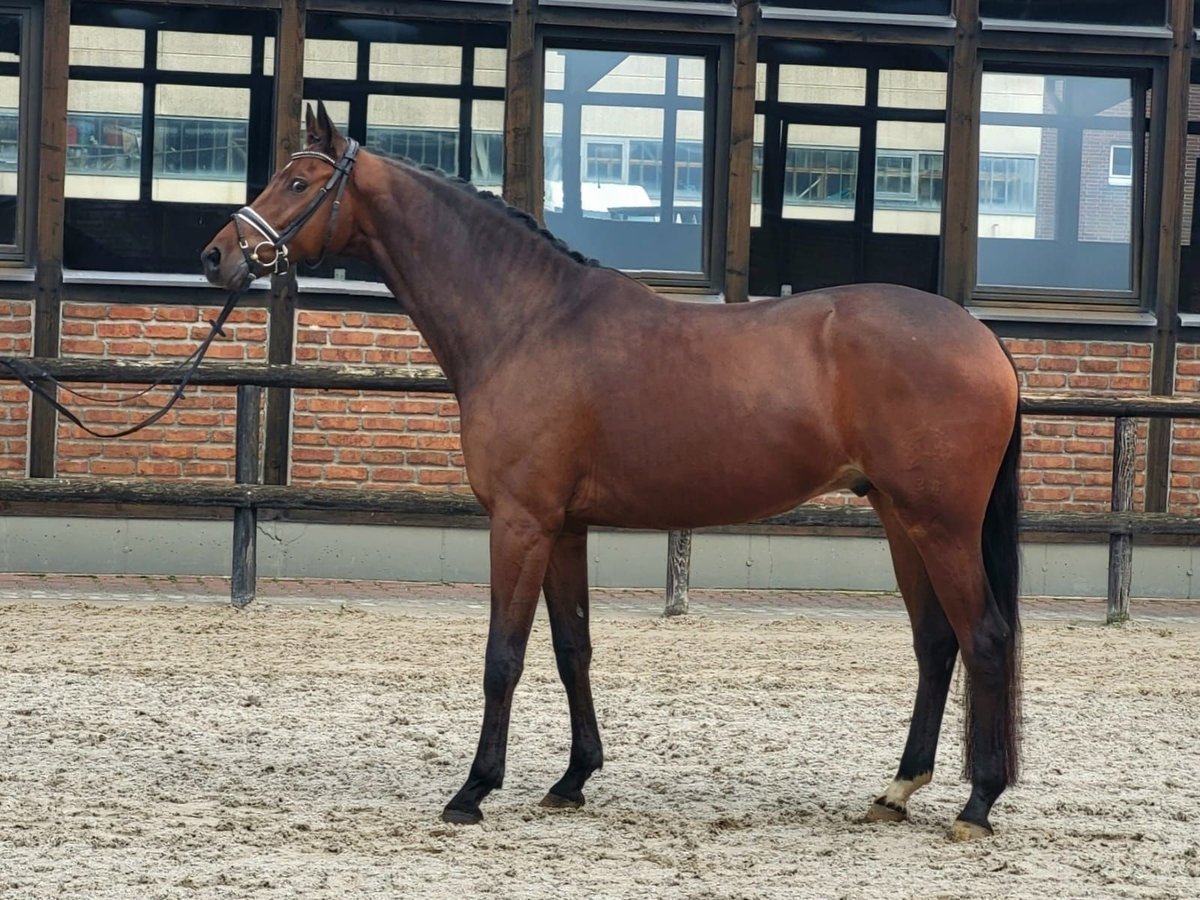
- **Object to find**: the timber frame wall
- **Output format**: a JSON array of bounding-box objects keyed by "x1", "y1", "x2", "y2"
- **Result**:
[{"x1": 5, "y1": 0, "x2": 1200, "y2": 533}]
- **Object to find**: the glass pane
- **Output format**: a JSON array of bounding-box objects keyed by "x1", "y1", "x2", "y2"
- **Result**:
[
  {"x1": 475, "y1": 48, "x2": 506, "y2": 88},
  {"x1": 370, "y1": 43, "x2": 461, "y2": 85},
  {"x1": 471, "y1": 100, "x2": 504, "y2": 190},
  {"x1": 69, "y1": 25, "x2": 143, "y2": 68},
  {"x1": 158, "y1": 32, "x2": 251, "y2": 75},
  {"x1": 978, "y1": 73, "x2": 1135, "y2": 293},
  {"x1": 782, "y1": 124, "x2": 859, "y2": 221},
  {"x1": 367, "y1": 95, "x2": 459, "y2": 175},
  {"x1": 592, "y1": 54, "x2": 666, "y2": 96},
  {"x1": 874, "y1": 121, "x2": 944, "y2": 235},
  {"x1": 755, "y1": 63, "x2": 767, "y2": 103},
  {"x1": 152, "y1": 85, "x2": 249, "y2": 204},
  {"x1": 678, "y1": 58, "x2": 705, "y2": 99},
  {"x1": 0, "y1": 15, "x2": 18, "y2": 247},
  {"x1": 543, "y1": 47, "x2": 708, "y2": 273},
  {"x1": 878, "y1": 70, "x2": 947, "y2": 110},
  {"x1": 981, "y1": 0, "x2": 1166, "y2": 27},
  {"x1": 65, "y1": 81, "x2": 142, "y2": 201},
  {"x1": 751, "y1": 114, "x2": 764, "y2": 228},
  {"x1": 264, "y1": 35, "x2": 274, "y2": 77},
  {"x1": 779, "y1": 65, "x2": 866, "y2": 106},
  {"x1": 305, "y1": 39, "x2": 356, "y2": 80}
]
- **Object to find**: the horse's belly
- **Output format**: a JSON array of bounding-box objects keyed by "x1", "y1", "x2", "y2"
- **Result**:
[{"x1": 572, "y1": 450, "x2": 857, "y2": 531}]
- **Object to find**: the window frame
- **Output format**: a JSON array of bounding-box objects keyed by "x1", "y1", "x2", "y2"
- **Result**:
[
  {"x1": 541, "y1": 29, "x2": 732, "y2": 289},
  {"x1": 61, "y1": 4, "x2": 278, "y2": 274},
  {"x1": 971, "y1": 56, "x2": 1158, "y2": 307},
  {"x1": 1109, "y1": 142, "x2": 1134, "y2": 185},
  {"x1": 0, "y1": 2, "x2": 39, "y2": 266}
]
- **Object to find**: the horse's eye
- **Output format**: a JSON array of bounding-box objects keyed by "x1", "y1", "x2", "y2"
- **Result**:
[{"x1": 289, "y1": 178, "x2": 307, "y2": 193}]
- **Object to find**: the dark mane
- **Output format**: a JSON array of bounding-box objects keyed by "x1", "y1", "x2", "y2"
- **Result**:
[{"x1": 383, "y1": 154, "x2": 601, "y2": 268}]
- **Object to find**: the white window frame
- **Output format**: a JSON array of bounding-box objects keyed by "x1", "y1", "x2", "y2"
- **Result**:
[{"x1": 1109, "y1": 143, "x2": 1133, "y2": 186}]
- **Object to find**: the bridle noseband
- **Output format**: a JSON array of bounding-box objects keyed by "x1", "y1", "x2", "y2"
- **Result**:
[{"x1": 232, "y1": 138, "x2": 360, "y2": 276}]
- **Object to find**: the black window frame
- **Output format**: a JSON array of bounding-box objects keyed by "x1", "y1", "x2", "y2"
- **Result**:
[
  {"x1": 62, "y1": 3, "x2": 277, "y2": 274},
  {"x1": 300, "y1": 13, "x2": 507, "y2": 282},
  {"x1": 541, "y1": 30, "x2": 731, "y2": 289},
  {"x1": 0, "y1": 2, "x2": 38, "y2": 266},
  {"x1": 971, "y1": 55, "x2": 1159, "y2": 307}
]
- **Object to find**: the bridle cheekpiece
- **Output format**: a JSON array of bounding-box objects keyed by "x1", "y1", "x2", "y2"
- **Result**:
[{"x1": 231, "y1": 138, "x2": 360, "y2": 276}]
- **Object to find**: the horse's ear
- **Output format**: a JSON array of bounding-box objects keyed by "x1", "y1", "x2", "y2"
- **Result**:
[
  {"x1": 305, "y1": 102, "x2": 321, "y2": 148},
  {"x1": 316, "y1": 99, "x2": 347, "y2": 156}
]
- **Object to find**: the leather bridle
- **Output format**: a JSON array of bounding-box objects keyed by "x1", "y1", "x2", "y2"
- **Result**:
[{"x1": 231, "y1": 138, "x2": 360, "y2": 276}]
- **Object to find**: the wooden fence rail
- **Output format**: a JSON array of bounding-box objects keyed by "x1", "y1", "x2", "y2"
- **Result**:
[{"x1": 1, "y1": 359, "x2": 1198, "y2": 621}]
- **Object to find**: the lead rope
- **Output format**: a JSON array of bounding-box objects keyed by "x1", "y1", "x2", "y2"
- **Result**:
[{"x1": 0, "y1": 286, "x2": 245, "y2": 439}]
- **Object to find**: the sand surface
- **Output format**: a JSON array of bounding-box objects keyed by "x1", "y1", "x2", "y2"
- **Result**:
[{"x1": 0, "y1": 591, "x2": 1197, "y2": 899}]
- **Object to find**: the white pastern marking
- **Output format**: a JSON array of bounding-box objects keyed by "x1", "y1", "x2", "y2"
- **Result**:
[{"x1": 881, "y1": 772, "x2": 932, "y2": 807}]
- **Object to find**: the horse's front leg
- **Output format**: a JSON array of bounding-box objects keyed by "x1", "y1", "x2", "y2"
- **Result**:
[
  {"x1": 442, "y1": 507, "x2": 558, "y2": 824},
  {"x1": 539, "y1": 526, "x2": 603, "y2": 809}
]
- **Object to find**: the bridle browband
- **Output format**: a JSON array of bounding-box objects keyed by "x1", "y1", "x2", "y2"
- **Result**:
[
  {"x1": 0, "y1": 140, "x2": 360, "y2": 439},
  {"x1": 232, "y1": 138, "x2": 360, "y2": 276}
]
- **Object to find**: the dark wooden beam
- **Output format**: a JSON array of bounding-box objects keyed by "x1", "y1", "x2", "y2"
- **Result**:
[
  {"x1": 29, "y1": 0, "x2": 70, "y2": 478},
  {"x1": 0, "y1": 359, "x2": 452, "y2": 391},
  {"x1": 264, "y1": 0, "x2": 306, "y2": 486},
  {"x1": 305, "y1": 0, "x2": 510, "y2": 23},
  {"x1": 1146, "y1": 0, "x2": 1195, "y2": 512},
  {"x1": 504, "y1": 0, "x2": 541, "y2": 219},
  {"x1": 938, "y1": 0, "x2": 981, "y2": 304},
  {"x1": 723, "y1": 0, "x2": 759, "y2": 304},
  {"x1": 758, "y1": 19, "x2": 953, "y2": 46}
]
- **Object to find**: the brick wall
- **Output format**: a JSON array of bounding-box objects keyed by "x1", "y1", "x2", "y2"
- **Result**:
[
  {"x1": 1170, "y1": 342, "x2": 1200, "y2": 514},
  {"x1": 290, "y1": 310, "x2": 469, "y2": 492},
  {"x1": 0, "y1": 299, "x2": 1194, "y2": 521},
  {"x1": 1006, "y1": 338, "x2": 1151, "y2": 512},
  {"x1": 0, "y1": 299, "x2": 32, "y2": 477},
  {"x1": 54, "y1": 302, "x2": 267, "y2": 480}
]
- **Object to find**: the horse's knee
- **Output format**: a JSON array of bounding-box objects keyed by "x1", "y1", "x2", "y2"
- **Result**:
[{"x1": 483, "y1": 652, "x2": 525, "y2": 700}]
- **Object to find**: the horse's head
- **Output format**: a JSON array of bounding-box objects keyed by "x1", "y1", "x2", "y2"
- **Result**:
[{"x1": 202, "y1": 100, "x2": 361, "y2": 290}]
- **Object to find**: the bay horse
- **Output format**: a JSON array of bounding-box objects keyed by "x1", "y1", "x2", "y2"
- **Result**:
[{"x1": 201, "y1": 102, "x2": 1022, "y2": 841}]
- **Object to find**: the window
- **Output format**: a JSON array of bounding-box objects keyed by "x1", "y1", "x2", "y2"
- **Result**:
[
  {"x1": 63, "y1": 7, "x2": 276, "y2": 273},
  {"x1": 978, "y1": 155, "x2": 1037, "y2": 213},
  {"x1": 750, "y1": 42, "x2": 949, "y2": 295},
  {"x1": 784, "y1": 141, "x2": 858, "y2": 212},
  {"x1": 303, "y1": 15, "x2": 506, "y2": 279},
  {"x1": 0, "y1": 6, "x2": 30, "y2": 260},
  {"x1": 1110, "y1": 144, "x2": 1133, "y2": 185},
  {"x1": 585, "y1": 141, "x2": 624, "y2": 183},
  {"x1": 977, "y1": 71, "x2": 1143, "y2": 296},
  {"x1": 543, "y1": 46, "x2": 716, "y2": 277}
]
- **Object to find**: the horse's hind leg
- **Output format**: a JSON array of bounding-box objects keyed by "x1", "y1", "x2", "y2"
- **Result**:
[
  {"x1": 442, "y1": 507, "x2": 557, "y2": 825},
  {"x1": 909, "y1": 526, "x2": 1018, "y2": 840},
  {"x1": 539, "y1": 526, "x2": 604, "y2": 809},
  {"x1": 864, "y1": 492, "x2": 959, "y2": 825}
]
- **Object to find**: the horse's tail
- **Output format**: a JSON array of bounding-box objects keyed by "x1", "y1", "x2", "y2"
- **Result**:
[{"x1": 967, "y1": 351, "x2": 1023, "y2": 784}]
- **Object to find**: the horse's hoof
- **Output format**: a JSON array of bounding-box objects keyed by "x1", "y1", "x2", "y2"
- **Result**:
[
  {"x1": 539, "y1": 791, "x2": 585, "y2": 810},
  {"x1": 441, "y1": 805, "x2": 483, "y2": 825},
  {"x1": 863, "y1": 801, "x2": 907, "y2": 824},
  {"x1": 948, "y1": 819, "x2": 993, "y2": 841}
]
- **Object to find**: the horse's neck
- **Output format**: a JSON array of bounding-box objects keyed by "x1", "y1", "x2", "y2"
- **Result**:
[{"x1": 359, "y1": 163, "x2": 584, "y2": 396}]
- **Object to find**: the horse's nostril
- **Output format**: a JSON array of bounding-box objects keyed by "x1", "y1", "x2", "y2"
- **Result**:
[{"x1": 204, "y1": 246, "x2": 221, "y2": 266}]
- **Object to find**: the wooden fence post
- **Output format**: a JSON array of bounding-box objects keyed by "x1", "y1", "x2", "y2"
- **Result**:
[
  {"x1": 1107, "y1": 416, "x2": 1136, "y2": 624},
  {"x1": 665, "y1": 529, "x2": 692, "y2": 616},
  {"x1": 232, "y1": 384, "x2": 264, "y2": 608}
]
